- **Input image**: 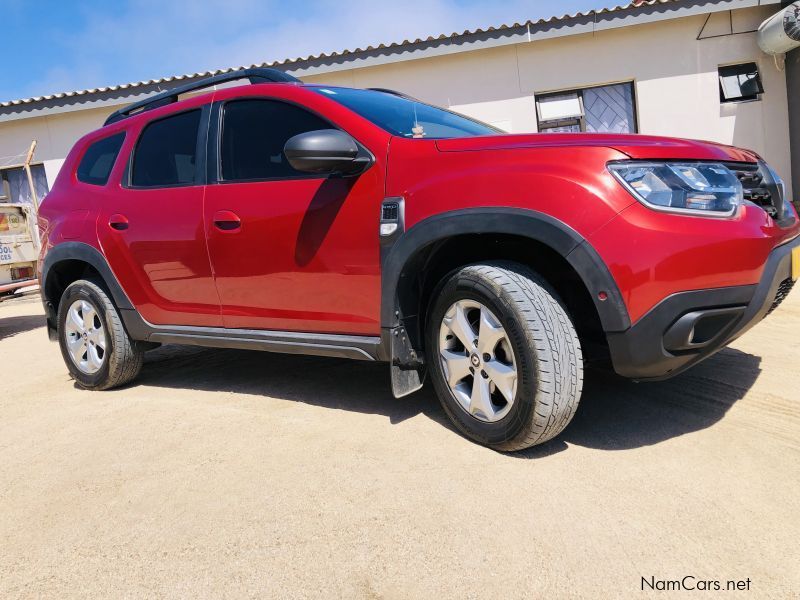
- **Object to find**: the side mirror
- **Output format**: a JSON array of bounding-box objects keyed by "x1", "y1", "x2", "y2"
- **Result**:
[{"x1": 284, "y1": 129, "x2": 366, "y2": 175}]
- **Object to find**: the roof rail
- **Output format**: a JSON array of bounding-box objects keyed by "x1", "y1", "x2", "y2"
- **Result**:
[
  {"x1": 366, "y1": 88, "x2": 419, "y2": 101},
  {"x1": 104, "y1": 67, "x2": 300, "y2": 126}
]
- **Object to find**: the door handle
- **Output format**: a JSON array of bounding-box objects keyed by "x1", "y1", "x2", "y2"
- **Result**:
[
  {"x1": 213, "y1": 210, "x2": 241, "y2": 232},
  {"x1": 108, "y1": 214, "x2": 129, "y2": 231}
]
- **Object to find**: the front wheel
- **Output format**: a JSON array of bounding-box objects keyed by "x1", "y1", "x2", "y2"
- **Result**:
[
  {"x1": 427, "y1": 261, "x2": 583, "y2": 451},
  {"x1": 57, "y1": 279, "x2": 143, "y2": 390}
]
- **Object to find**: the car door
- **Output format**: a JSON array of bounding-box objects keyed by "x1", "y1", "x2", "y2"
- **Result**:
[
  {"x1": 203, "y1": 97, "x2": 382, "y2": 335},
  {"x1": 97, "y1": 106, "x2": 223, "y2": 327}
]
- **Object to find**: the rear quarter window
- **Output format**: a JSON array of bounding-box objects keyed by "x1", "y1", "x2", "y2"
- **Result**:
[{"x1": 76, "y1": 132, "x2": 126, "y2": 186}]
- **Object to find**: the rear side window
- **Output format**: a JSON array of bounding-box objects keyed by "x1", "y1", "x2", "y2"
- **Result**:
[
  {"x1": 131, "y1": 110, "x2": 201, "y2": 187},
  {"x1": 77, "y1": 133, "x2": 125, "y2": 186},
  {"x1": 220, "y1": 100, "x2": 332, "y2": 181}
]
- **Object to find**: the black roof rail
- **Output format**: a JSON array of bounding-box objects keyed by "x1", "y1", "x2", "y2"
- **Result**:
[
  {"x1": 366, "y1": 88, "x2": 419, "y2": 101},
  {"x1": 104, "y1": 67, "x2": 301, "y2": 126}
]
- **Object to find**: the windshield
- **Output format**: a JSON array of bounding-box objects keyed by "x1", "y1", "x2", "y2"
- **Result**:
[{"x1": 313, "y1": 87, "x2": 501, "y2": 139}]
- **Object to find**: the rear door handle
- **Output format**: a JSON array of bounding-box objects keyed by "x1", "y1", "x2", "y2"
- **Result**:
[
  {"x1": 213, "y1": 210, "x2": 241, "y2": 232},
  {"x1": 108, "y1": 214, "x2": 129, "y2": 231}
]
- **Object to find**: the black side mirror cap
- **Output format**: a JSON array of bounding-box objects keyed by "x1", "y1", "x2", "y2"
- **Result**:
[{"x1": 284, "y1": 129, "x2": 368, "y2": 176}]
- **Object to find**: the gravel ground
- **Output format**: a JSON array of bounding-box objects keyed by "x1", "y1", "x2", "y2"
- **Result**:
[{"x1": 1, "y1": 291, "x2": 799, "y2": 599}]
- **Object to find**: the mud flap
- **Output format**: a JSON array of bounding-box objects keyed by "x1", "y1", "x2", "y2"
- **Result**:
[
  {"x1": 389, "y1": 324, "x2": 426, "y2": 398},
  {"x1": 390, "y1": 364, "x2": 425, "y2": 398}
]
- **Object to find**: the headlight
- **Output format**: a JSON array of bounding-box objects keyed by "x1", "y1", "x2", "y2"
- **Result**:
[{"x1": 608, "y1": 161, "x2": 743, "y2": 217}]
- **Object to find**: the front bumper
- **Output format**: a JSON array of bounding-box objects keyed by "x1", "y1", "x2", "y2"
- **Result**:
[{"x1": 606, "y1": 235, "x2": 799, "y2": 380}]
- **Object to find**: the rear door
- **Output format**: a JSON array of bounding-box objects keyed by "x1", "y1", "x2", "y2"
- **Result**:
[
  {"x1": 97, "y1": 106, "x2": 222, "y2": 327},
  {"x1": 203, "y1": 97, "x2": 383, "y2": 334}
]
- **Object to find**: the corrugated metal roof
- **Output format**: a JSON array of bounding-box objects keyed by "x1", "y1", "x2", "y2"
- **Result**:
[
  {"x1": 0, "y1": 1, "x2": 685, "y2": 109},
  {"x1": 1, "y1": 0, "x2": 760, "y2": 111}
]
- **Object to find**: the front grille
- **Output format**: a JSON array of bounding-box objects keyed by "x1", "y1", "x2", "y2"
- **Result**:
[
  {"x1": 723, "y1": 162, "x2": 778, "y2": 217},
  {"x1": 767, "y1": 278, "x2": 795, "y2": 316}
]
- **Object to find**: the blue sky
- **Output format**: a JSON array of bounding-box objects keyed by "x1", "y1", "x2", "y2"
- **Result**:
[{"x1": 1, "y1": 0, "x2": 615, "y2": 103}]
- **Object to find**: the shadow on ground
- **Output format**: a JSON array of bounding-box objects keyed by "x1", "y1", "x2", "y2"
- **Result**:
[
  {"x1": 136, "y1": 342, "x2": 762, "y2": 455},
  {"x1": 0, "y1": 314, "x2": 45, "y2": 341},
  {"x1": 520, "y1": 347, "x2": 761, "y2": 457},
  {"x1": 139, "y1": 344, "x2": 446, "y2": 426}
]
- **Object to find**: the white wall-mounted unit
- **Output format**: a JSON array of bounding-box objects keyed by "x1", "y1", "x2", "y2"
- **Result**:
[{"x1": 758, "y1": 2, "x2": 800, "y2": 55}]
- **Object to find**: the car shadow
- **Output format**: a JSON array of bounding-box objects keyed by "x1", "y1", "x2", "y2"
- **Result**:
[
  {"x1": 136, "y1": 344, "x2": 761, "y2": 455},
  {"x1": 0, "y1": 314, "x2": 45, "y2": 341},
  {"x1": 138, "y1": 344, "x2": 447, "y2": 426},
  {"x1": 517, "y1": 347, "x2": 761, "y2": 458},
  {"x1": 294, "y1": 177, "x2": 355, "y2": 267}
]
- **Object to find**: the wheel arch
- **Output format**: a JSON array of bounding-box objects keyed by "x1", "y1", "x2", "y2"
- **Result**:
[
  {"x1": 41, "y1": 242, "x2": 133, "y2": 339},
  {"x1": 381, "y1": 208, "x2": 631, "y2": 356}
]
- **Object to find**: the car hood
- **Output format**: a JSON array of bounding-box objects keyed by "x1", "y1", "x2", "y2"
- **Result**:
[{"x1": 434, "y1": 133, "x2": 760, "y2": 163}]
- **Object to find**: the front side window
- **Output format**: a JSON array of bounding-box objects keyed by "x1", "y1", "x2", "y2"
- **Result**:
[
  {"x1": 312, "y1": 87, "x2": 500, "y2": 139},
  {"x1": 220, "y1": 99, "x2": 334, "y2": 181},
  {"x1": 77, "y1": 133, "x2": 125, "y2": 186},
  {"x1": 131, "y1": 110, "x2": 201, "y2": 187},
  {"x1": 535, "y1": 82, "x2": 637, "y2": 134}
]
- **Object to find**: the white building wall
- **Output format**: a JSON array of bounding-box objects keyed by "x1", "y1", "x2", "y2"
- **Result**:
[
  {"x1": 0, "y1": 106, "x2": 111, "y2": 192},
  {"x1": 302, "y1": 6, "x2": 792, "y2": 196},
  {"x1": 0, "y1": 6, "x2": 793, "y2": 197}
]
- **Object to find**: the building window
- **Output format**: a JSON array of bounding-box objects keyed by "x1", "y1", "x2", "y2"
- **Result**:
[
  {"x1": 0, "y1": 172, "x2": 9, "y2": 201},
  {"x1": 535, "y1": 82, "x2": 637, "y2": 134},
  {"x1": 718, "y1": 63, "x2": 763, "y2": 103},
  {"x1": 0, "y1": 165, "x2": 49, "y2": 205}
]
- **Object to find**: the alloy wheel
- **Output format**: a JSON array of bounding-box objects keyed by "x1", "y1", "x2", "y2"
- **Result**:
[
  {"x1": 64, "y1": 299, "x2": 107, "y2": 374},
  {"x1": 438, "y1": 300, "x2": 518, "y2": 423}
]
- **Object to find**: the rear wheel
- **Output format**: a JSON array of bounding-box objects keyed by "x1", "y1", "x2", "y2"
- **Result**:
[
  {"x1": 57, "y1": 279, "x2": 143, "y2": 390},
  {"x1": 427, "y1": 261, "x2": 583, "y2": 451}
]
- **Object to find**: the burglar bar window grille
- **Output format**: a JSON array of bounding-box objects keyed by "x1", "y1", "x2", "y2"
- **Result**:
[{"x1": 535, "y1": 82, "x2": 637, "y2": 134}]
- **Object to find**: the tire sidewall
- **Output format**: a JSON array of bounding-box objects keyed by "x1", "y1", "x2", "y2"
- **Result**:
[
  {"x1": 427, "y1": 268, "x2": 541, "y2": 448},
  {"x1": 57, "y1": 281, "x2": 114, "y2": 388}
]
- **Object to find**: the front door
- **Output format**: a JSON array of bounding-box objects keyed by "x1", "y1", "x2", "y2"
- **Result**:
[
  {"x1": 97, "y1": 107, "x2": 222, "y2": 327},
  {"x1": 204, "y1": 98, "x2": 382, "y2": 335}
]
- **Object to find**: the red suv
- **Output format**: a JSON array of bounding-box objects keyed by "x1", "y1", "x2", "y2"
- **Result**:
[{"x1": 38, "y1": 68, "x2": 799, "y2": 451}]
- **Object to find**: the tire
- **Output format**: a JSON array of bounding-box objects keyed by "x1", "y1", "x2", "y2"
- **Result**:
[
  {"x1": 427, "y1": 261, "x2": 583, "y2": 451},
  {"x1": 57, "y1": 278, "x2": 143, "y2": 390}
]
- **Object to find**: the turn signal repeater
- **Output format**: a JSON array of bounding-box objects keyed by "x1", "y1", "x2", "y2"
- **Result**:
[
  {"x1": 380, "y1": 197, "x2": 404, "y2": 239},
  {"x1": 380, "y1": 222, "x2": 398, "y2": 236}
]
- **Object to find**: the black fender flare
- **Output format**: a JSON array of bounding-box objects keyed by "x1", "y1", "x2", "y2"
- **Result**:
[
  {"x1": 380, "y1": 207, "x2": 631, "y2": 334},
  {"x1": 41, "y1": 241, "x2": 133, "y2": 311}
]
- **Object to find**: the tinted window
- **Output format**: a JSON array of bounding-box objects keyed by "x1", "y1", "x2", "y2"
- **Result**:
[
  {"x1": 221, "y1": 100, "x2": 333, "y2": 181},
  {"x1": 77, "y1": 133, "x2": 125, "y2": 185},
  {"x1": 132, "y1": 110, "x2": 201, "y2": 187},
  {"x1": 312, "y1": 87, "x2": 499, "y2": 139}
]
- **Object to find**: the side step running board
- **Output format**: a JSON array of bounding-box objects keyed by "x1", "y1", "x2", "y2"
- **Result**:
[{"x1": 121, "y1": 309, "x2": 382, "y2": 362}]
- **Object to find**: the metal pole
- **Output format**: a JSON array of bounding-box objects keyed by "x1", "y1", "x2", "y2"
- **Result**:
[
  {"x1": 23, "y1": 140, "x2": 39, "y2": 211},
  {"x1": 21, "y1": 140, "x2": 41, "y2": 250}
]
